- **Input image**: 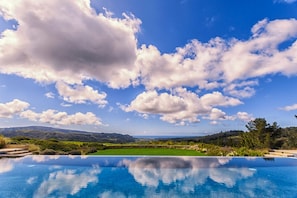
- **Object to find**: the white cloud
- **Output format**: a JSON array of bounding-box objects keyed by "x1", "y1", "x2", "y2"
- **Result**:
[
  {"x1": 45, "y1": 92, "x2": 55, "y2": 99},
  {"x1": 0, "y1": 99, "x2": 30, "y2": 118},
  {"x1": 0, "y1": 0, "x2": 141, "y2": 88},
  {"x1": 1, "y1": 0, "x2": 297, "y2": 128},
  {"x1": 1, "y1": 2, "x2": 297, "y2": 91},
  {"x1": 122, "y1": 88, "x2": 243, "y2": 125},
  {"x1": 203, "y1": 108, "x2": 228, "y2": 120},
  {"x1": 236, "y1": 112, "x2": 254, "y2": 122},
  {"x1": 200, "y1": 91, "x2": 243, "y2": 107},
  {"x1": 222, "y1": 18, "x2": 297, "y2": 82},
  {"x1": 123, "y1": 18, "x2": 297, "y2": 125},
  {"x1": 223, "y1": 80, "x2": 258, "y2": 98},
  {"x1": 122, "y1": 89, "x2": 204, "y2": 125},
  {"x1": 56, "y1": 81, "x2": 107, "y2": 107},
  {"x1": 20, "y1": 109, "x2": 103, "y2": 126},
  {"x1": 280, "y1": 103, "x2": 297, "y2": 111},
  {"x1": 61, "y1": 103, "x2": 72, "y2": 107},
  {"x1": 210, "y1": 120, "x2": 219, "y2": 125},
  {"x1": 136, "y1": 39, "x2": 225, "y2": 90},
  {"x1": 137, "y1": 18, "x2": 297, "y2": 91}
]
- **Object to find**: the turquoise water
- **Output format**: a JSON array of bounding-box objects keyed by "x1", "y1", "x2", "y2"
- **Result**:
[{"x1": 0, "y1": 156, "x2": 297, "y2": 198}]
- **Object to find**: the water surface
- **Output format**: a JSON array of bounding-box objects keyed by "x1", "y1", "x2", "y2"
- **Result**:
[{"x1": 0, "y1": 156, "x2": 297, "y2": 197}]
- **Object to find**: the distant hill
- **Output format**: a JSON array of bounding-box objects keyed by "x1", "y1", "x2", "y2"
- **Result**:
[
  {"x1": 0, "y1": 126, "x2": 135, "y2": 143},
  {"x1": 158, "y1": 130, "x2": 245, "y2": 147}
]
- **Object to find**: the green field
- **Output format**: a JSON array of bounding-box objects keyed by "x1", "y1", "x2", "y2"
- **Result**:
[{"x1": 90, "y1": 148, "x2": 206, "y2": 156}]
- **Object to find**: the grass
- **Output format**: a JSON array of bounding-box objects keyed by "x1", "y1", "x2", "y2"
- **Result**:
[{"x1": 90, "y1": 148, "x2": 206, "y2": 156}]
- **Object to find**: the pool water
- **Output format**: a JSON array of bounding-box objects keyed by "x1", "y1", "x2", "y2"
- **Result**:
[{"x1": 0, "y1": 156, "x2": 297, "y2": 197}]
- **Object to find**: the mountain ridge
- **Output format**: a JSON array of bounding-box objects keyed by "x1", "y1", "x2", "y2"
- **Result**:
[{"x1": 0, "y1": 126, "x2": 135, "y2": 143}]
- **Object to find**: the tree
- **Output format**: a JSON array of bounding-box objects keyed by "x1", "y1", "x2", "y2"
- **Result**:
[
  {"x1": 242, "y1": 118, "x2": 281, "y2": 149},
  {"x1": 245, "y1": 118, "x2": 267, "y2": 148},
  {"x1": 266, "y1": 122, "x2": 282, "y2": 148}
]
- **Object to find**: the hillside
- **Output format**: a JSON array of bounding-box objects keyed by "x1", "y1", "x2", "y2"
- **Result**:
[
  {"x1": 0, "y1": 126, "x2": 135, "y2": 143},
  {"x1": 159, "y1": 127, "x2": 297, "y2": 149},
  {"x1": 159, "y1": 130, "x2": 244, "y2": 147}
]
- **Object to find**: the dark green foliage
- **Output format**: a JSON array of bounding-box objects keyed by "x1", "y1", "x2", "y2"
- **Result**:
[
  {"x1": 280, "y1": 127, "x2": 297, "y2": 148},
  {"x1": 241, "y1": 118, "x2": 286, "y2": 149},
  {"x1": 69, "y1": 150, "x2": 81, "y2": 155}
]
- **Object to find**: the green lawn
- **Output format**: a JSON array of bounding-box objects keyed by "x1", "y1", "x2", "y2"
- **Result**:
[{"x1": 90, "y1": 148, "x2": 206, "y2": 156}]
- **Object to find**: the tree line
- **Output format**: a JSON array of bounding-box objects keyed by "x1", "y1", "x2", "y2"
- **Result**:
[{"x1": 241, "y1": 118, "x2": 297, "y2": 149}]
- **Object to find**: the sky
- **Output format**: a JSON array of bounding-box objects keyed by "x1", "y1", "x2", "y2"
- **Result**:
[{"x1": 0, "y1": 0, "x2": 297, "y2": 136}]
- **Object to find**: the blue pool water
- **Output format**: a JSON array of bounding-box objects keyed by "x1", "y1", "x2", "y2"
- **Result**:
[{"x1": 0, "y1": 156, "x2": 297, "y2": 198}]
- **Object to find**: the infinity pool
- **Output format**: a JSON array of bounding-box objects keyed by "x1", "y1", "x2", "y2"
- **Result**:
[{"x1": 0, "y1": 156, "x2": 297, "y2": 197}]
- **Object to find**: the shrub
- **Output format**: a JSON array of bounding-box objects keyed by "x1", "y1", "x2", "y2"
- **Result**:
[
  {"x1": 0, "y1": 135, "x2": 6, "y2": 149},
  {"x1": 41, "y1": 149, "x2": 56, "y2": 155},
  {"x1": 28, "y1": 144, "x2": 40, "y2": 154},
  {"x1": 234, "y1": 147, "x2": 265, "y2": 156}
]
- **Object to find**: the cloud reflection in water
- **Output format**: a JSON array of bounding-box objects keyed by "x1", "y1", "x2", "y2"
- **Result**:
[
  {"x1": 0, "y1": 158, "x2": 14, "y2": 174},
  {"x1": 33, "y1": 165, "x2": 100, "y2": 198},
  {"x1": 122, "y1": 157, "x2": 255, "y2": 191}
]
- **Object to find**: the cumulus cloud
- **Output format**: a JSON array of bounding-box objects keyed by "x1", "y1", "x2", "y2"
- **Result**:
[
  {"x1": 236, "y1": 112, "x2": 254, "y2": 122},
  {"x1": 0, "y1": 0, "x2": 141, "y2": 88},
  {"x1": 122, "y1": 89, "x2": 204, "y2": 125},
  {"x1": 200, "y1": 91, "x2": 242, "y2": 107},
  {"x1": 1, "y1": 1, "x2": 297, "y2": 91},
  {"x1": 20, "y1": 109, "x2": 103, "y2": 126},
  {"x1": 280, "y1": 103, "x2": 297, "y2": 111},
  {"x1": 223, "y1": 80, "x2": 258, "y2": 98},
  {"x1": 55, "y1": 81, "x2": 107, "y2": 107},
  {"x1": 0, "y1": 99, "x2": 30, "y2": 118},
  {"x1": 137, "y1": 18, "x2": 297, "y2": 91},
  {"x1": 203, "y1": 108, "x2": 229, "y2": 121},
  {"x1": 136, "y1": 39, "x2": 225, "y2": 90},
  {"x1": 0, "y1": 98, "x2": 104, "y2": 126},
  {"x1": 122, "y1": 88, "x2": 243, "y2": 125},
  {"x1": 127, "y1": 18, "x2": 297, "y2": 125},
  {"x1": 1, "y1": 0, "x2": 297, "y2": 127},
  {"x1": 222, "y1": 18, "x2": 297, "y2": 82}
]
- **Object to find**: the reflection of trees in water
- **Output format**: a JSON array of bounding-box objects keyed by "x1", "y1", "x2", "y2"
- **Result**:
[
  {"x1": 123, "y1": 157, "x2": 255, "y2": 190},
  {"x1": 263, "y1": 157, "x2": 275, "y2": 161}
]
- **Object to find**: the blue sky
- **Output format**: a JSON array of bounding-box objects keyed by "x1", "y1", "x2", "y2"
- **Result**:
[{"x1": 0, "y1": 0, "x2": 297, "y2": 136}]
